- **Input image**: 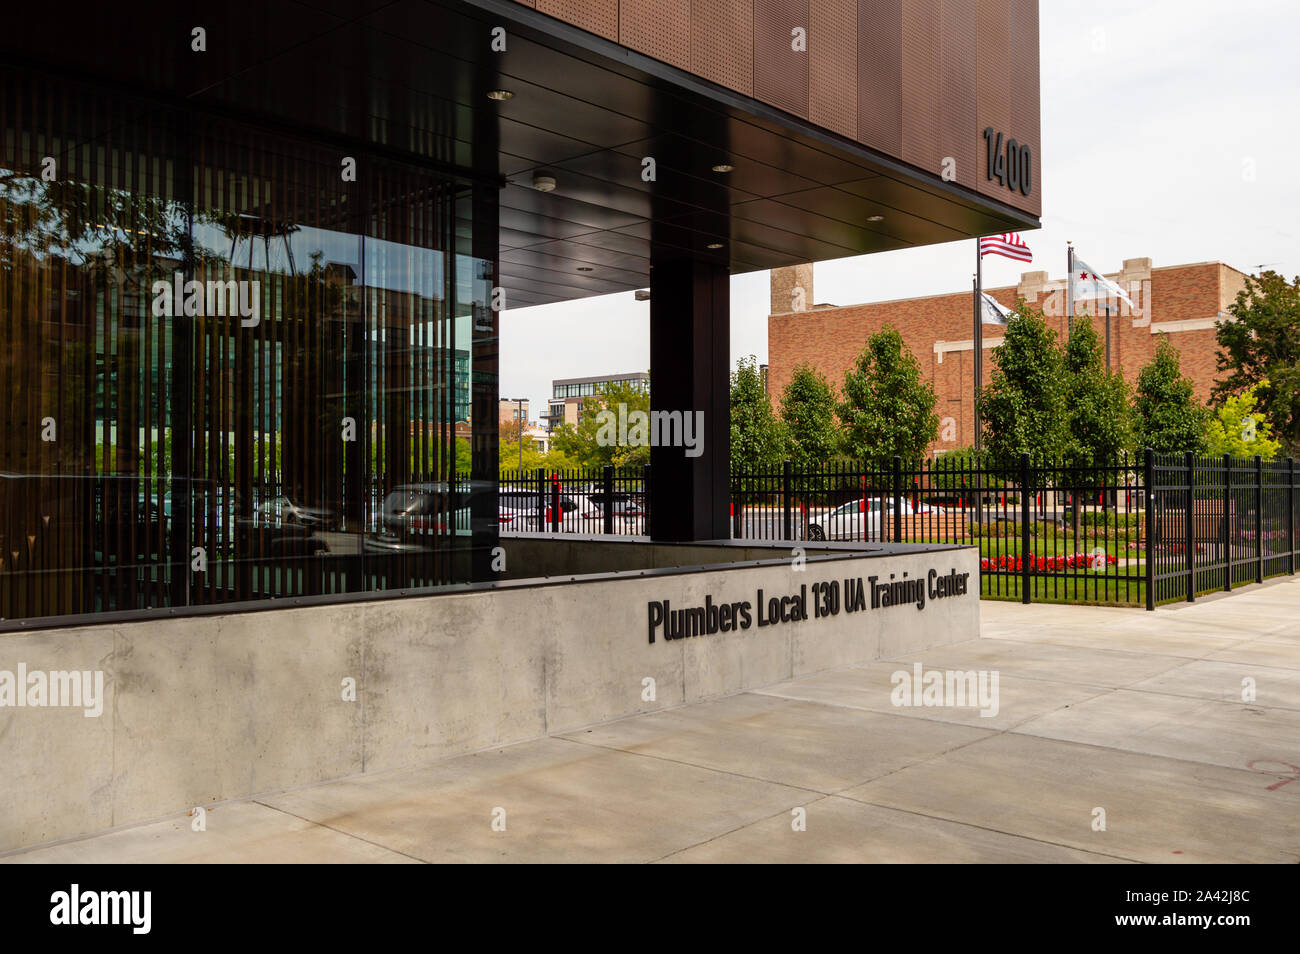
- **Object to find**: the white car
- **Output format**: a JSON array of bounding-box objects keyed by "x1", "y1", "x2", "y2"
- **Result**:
[{"x1": 805, "y1": 497, "x2": 916, "y2": 541}]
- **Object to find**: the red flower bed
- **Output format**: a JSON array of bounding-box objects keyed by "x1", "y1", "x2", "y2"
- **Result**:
[{"x1": 980, "y1": 552, "x2": 1118, "y2": 572}]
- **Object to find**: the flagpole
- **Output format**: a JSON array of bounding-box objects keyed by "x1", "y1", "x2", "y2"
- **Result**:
[
  {"x1": 974, "y1": 239, "x2": 983, "y2": 455},
  {"x1": 1066, "y1": 241, "x2": 1075, "y2": 344}
]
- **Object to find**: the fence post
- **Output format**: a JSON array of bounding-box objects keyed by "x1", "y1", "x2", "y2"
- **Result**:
[
  {"x1": 1289, "y1": 457, "x2": 1296, "y2": 576},
  {"x1": 535, "y1": 467, "x2": 546, "y2": 532},
  {"x1": 782, "y1": 459, "x2": 793, "y2": 541},
  {"x1": 1144, "y1": 447, "x2": 1155, "y2": 611},
  {"x1": 550, "y1": 472, "x2": 560, "y2": 531},
  {"x1": 1255, "y1": 454, "x2": 1264, "y2": 584},
  {"x1": 1185, "y1": 450, "x2": 1195, "y2": 603},
  {"x1": 643, "y1": 464, "x2": 651, "y2": 537},
  {"x1": 891, "y1": 456, "x2": 903, "y2": 544},
  {"x1": 1223, "y1": 453, "x2": 1232, "y2": 592},
  {"x1": 1020, "y1": 452, "x2": 1032, "y2": 605},
  {"x1": 602, "y1": 464, "x2": 615, "y2": 535}
]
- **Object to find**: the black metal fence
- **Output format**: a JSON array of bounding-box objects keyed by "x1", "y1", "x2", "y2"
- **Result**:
[
  {"x1": 505, "y1": 450, "x2": 1300, "y2": 609},
  {"x1": 499, "y1": 466, "x2": 649, "y2": 535}
]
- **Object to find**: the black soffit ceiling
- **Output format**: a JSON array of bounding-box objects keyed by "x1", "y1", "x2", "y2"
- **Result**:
[
  {"x1": 466, "y1": 0, "x2": 1040, "y2": 308},
  {"x1": 4, "y1": 0, "x2": 1039, "y2": 309}
]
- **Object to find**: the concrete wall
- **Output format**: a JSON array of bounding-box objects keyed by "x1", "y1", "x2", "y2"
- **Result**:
[{"x1": 0, "y1": 545, "x2": 977, "y2": 852}]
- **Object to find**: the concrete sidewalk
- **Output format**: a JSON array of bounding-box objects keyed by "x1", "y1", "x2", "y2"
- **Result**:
[{"x1": 6, "y1": 578, "x2": 1300, "y2": 863}]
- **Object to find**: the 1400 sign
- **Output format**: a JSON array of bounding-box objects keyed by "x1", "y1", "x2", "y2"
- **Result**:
[{"x1": 983, "y1": 127, "x2": 1032, "y2": 196}]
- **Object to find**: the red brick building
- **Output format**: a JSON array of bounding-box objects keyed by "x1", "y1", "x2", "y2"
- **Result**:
[{"x1": 767, "y1": 258, "x2": 1249, "y2": 454}]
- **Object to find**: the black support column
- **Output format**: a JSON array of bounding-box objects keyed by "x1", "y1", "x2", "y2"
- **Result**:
[{"x1": 648, "y1": 258, "x2": 730, "y2": 541}]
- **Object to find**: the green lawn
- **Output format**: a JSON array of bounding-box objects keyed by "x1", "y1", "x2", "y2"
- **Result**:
[
  {"x1": 916, "y1": 535, "x2": 1139, "y2": 559},
  {"x1": 980, "y1": 573, "x2": 1146, "y2": 607}
]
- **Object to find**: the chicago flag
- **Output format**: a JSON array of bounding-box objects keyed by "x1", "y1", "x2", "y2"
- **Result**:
[{"x1": 1072, "y1": 256, "x2": 1136, "y2": 309}]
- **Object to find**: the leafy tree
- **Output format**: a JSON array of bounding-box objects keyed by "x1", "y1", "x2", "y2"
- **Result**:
[
  {"x1": 1206, "y1": 381, "x2": 1282, "y2": 460},
  {"x1": 977, "y1": 302, "x2": 1068, "y2": 468},
  {"x1": 1133, "y1": 338, "x2": 1209, "y2": 455},
  {"x1": 730, "y1": 355, "x2": 787, "y2": 471},
  {"x1": 837, "y1": 326, "x2": 938, "y2": 468},
  {"x1": 550, "y1": 379, "x2": 652, "y2": 468},
  {"x1": 1062, "y1": 316, "x2": 1134, "y2": 466},
  {"x1": 1213, "y1": 270, "x2": 1300, "y2": 456},
  {"x1": 499, "y1": 434, "x2": 549, "y2": 475},
  {"x1": 779, "y1": 363, "x2": 839, "y2": 471}
]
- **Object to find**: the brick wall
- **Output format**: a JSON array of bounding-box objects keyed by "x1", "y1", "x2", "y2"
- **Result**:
[{"x1": 767, "y1": 260, "x2": 1249, "y2": 454}]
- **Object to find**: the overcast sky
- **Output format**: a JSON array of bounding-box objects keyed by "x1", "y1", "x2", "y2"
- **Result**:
[{"x1": 500, "y1": 0, "x2": 1300, "y2": 415}]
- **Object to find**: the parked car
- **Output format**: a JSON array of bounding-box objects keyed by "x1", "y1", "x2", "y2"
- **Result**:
[
  {"x1": 578, "y1": 493, "x2": 645, "y2": 534},
  {"x1": 498, "y1": 487, "x2": 581, "y2": 530},
  {"x1": 363, "y1": 481, "x2": 504, "y2": 553},
  {"x1": 805, "y1": 497, "x2": 916, "y2": 541},
  {"x1": 253, "y1": 495, "x2": 334, "y2": 529}
]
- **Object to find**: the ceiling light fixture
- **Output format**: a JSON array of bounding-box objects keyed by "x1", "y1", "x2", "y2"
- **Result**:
[
  {"x1": 486, "y1": 89, "x2": 514, "y2": 101},
  {"x1": 532, "y1": 174, "x2": 557, "y2": 192},
  {"x1": 866, "y1": 214, "x2": 884, "y2": 223},
  {"x1": 712, "y1": 164, "x2": 734, "y2": 173},
  {"x1": 706, "y1": 242, "x2": 724, "y2": 250}
]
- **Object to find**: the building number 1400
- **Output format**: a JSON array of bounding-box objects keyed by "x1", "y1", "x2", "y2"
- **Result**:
[{"x1": 983, "y1": 127, "x2": 1032, "y2": 197}]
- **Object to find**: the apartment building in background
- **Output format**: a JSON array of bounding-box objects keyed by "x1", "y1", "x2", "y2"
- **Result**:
[{"x1": 546, "y1": 372, "x2": 651, "y2": 432}]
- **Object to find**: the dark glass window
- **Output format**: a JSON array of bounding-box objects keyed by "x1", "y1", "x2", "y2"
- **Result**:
[{"x1": 0, "y1": 71, "x2": 498, "y2": 622}]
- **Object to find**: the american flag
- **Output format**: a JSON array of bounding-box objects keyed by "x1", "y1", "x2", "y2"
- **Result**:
[{"x1": 979, "y1": 233, "x2": 1033, "y2": 263}]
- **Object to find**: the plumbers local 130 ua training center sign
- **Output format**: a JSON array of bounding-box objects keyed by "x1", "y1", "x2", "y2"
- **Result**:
[{"x1": 647, "y1": 567, "x2": 971, "y2": 643}]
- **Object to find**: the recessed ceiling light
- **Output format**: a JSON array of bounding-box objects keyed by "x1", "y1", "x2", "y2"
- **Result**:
[
  {"x1": 706, "y1": 242, "x2": 724, "y2": 250},
  {"x1": 712, "y1": 164, "x2": 734, "y2": 173},
  {"x1": 577, "y1": 266, "x2": 593, "y2": 272},
  {"x1": 867, "y1": 214, "x2": 884, "y2": 223},
  {"x1": 487, "y1": 89, "x2": 514, "y2": 101}
]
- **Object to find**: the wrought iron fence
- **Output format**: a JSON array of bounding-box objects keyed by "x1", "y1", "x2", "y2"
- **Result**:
[
  {"x1": 499, "y1": 466, "x2": 649, "y2": 536},
  {"x1": 505, "y1": 451, "x2": 1300, "y2": 609}
]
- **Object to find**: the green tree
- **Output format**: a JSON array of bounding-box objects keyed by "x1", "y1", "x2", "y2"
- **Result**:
[
  {"x1": 1062, "y1": 316, "x2": 1134, "y2": 466},
  {"x1": 550, "y1": 379, "x2": 652, "y2": 468},
  {"x1": 1133, "y1": 338, "x2": 1209, "y2": 454},
  {"x1": 730, "y1": 355, "x2": 787, "y2": 471},
  {"x1": 779, "y1": 363, "x2": 839, "y2": 470},
  {"x1": 1206, "y1": 381, "x2": 1282, "y2": 460},
  {"x1": 978, "y1": 302, "x2": 1068, "y2": 467},
  {"x1": 837, "y1": 326, "x2": 938, "y2": 468},
  {"x1": 1213, "y1": 270, "x2": 1300, "y2": 456}
]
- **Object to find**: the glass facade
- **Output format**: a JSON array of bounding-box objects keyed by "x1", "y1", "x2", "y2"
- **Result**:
[{"x1": 0, "y1": 71, "x2": 498, "y2": 622}]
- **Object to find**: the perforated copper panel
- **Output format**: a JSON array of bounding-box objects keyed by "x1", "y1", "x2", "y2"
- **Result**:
[
  {"x1": 857, "y1": 0, "x2": 901, "y2": 155},
  {"x1": 503, "y1": 0, "x2": 1040, "y2": 219},
  {"x1": 975, "y1": 0, "x2": 1012, "y2": 204},
  {"x1": 691, "y1": 0, "x2": 755, "y2": 96},
  {"x1": 537, "y1": 0, "x2": 619, "y2": 41},
  {"x1": 939, "y1": 0, "x2": 977, "y2": 191},
  {"x1": 900, "y1": 0, "x2": 941, "y2": 175},
  {"x1": 754, "y1": 0, "x2": 809, "y2": 118},
  {"x1": 1010, "y1": 0, "x2": 1041, "y2": 215},
  {"x1": 809, "y1": 0, "x2": 856, "y2": 139},
  {"x1": 619, "y1": 0, "x2": 692, "y2": 71}
]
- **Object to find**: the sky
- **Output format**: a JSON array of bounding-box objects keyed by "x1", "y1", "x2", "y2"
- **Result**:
[{"x1": 499, "y1": 0, "x2": 1300, "y2": 416}]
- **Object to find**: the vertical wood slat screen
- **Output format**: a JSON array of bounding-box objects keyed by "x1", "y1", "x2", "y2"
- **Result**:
[{"x1": 1, "y1": 70, "x2": 478, "y2": 624}]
